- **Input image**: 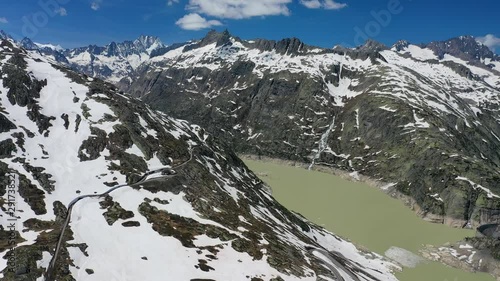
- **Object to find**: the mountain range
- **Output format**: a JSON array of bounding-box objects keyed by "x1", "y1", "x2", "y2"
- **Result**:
[
  {"x1": 2, "y1": 28, "x2": 500, "y2": 280},
  {"x1": 4, "y1": 33, "x2": 166, "y2": 83},
  {"x1": 122, "y1": 30, "x2": 500, "y2": 228}
]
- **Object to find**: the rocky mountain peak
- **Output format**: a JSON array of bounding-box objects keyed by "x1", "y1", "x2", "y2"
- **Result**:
[
  {"x1": 244, "y1": 36, "x2": 310, "y2": 56},
  {"x1": 69, "y1": 35, "x2": 164, "y2": 59},
  {"x1": 358, "y1": 39, "x2": 388, "y2": 52},
  {"x1": 105, "y1": 41, "x2": 120, "y2": 57},
  {"x1": 276, "y1": 37, "x2": 306, "y2": 55},
  {"x1": 134, "y1": 34, "x2": 164, "y2": 52},
  {"x1": 392, "y1": 40, "x2": 410, "y2": 51},
  {"x1": 135, "y1": 35, "x2": 156, "y2": 45},
  {"x1": 198, "y1": 29, "x2": 233, "y2": 47},
  {"x1": 181, "y1": 29, "x2": 235, "y2": 52},
  {"x1": 20, "y1": 37, "x2": 38, "y2": 50},
  {"x1": 217, "y1": 29, "x2": 232, "y2": 47},
  {"x1": 424, "y1": 35, "x2": 496, "y2": 61},
  {"x1": 0, "y1": 30, "x2": 11, "y2": 40}
]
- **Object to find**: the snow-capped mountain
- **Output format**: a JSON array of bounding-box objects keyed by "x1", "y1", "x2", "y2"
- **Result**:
[
  {"x1": 62, "y1": 35, "x2": 165, "y2": 82},
  {"x1": 0, "y1": 31, "x2": 11, "y2": 41},
  {"x1": 12, "y1": 32, "x2": 165, "y2": 83},
  {"x1": 423, "y1": 35, "x2": 499, "y2": 63},
  {"x1": 123, "y1": 30, "x2": 500, "y2": 228},
  {"x1": 19, "y1": 37, "x2": 38, "y2": 50},
  {"x1": 0, "y1": 37, "x2": 399, "y2": 280},
  {"x1": 18, "y1": 37, "x2": 64, "y2": 52}
]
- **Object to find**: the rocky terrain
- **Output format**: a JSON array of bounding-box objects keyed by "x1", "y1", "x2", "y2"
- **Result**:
[
  {"x1": 122, "y1": 30, "x2": 500, "y2": 228},
  {"x1": 421, "y1": 239, "x2": 500, "y2": 280},
  {"x1": 0, "y1": 37, "x2": 400, "y2": 280}
]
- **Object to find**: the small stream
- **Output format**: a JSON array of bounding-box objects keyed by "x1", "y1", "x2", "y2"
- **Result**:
[{"x1": 245, "y1": 160, "x2": 496, "y2": 281}]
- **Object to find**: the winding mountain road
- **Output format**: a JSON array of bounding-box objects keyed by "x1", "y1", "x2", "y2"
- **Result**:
[
  {"x1": 307, "y1": 246, "x2": 385, "y2": 281},
  {"x1": 45, "y1": 149, "x2": 196, "y2": 281},
  {"x1": 307, "y1": 246, "x2": 355, "y2": 281}
]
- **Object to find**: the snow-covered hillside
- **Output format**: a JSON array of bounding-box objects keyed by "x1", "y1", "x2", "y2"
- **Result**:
[{"x1": 0, "y1": 38, "x2": 399, "y2": 281}]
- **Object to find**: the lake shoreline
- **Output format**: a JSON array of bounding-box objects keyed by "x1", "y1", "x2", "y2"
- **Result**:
[
  {"x1": 242, "y1": 155, "x2": 500, "y2": 280},
  {"x1": 240, "y1": 154, "x2": 473, "y2": 229}
]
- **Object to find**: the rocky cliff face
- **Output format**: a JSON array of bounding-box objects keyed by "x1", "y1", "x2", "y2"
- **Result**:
[
  {"x1": 0, "y1": 38, "x2": 398, "y2": 281},
  {"x1": 124, "y1": 30, "x2": 500, "y2": 227}
]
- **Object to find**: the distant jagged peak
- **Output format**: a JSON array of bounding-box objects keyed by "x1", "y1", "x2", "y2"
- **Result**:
[
  {"x1": 392, "y1": 40, "x2": 410, "y2": 51},
  {"x1": 275, "y1": 37, "x2": 308, "y2": 55},
  {"x1": 330, "y1": 39, "x2": 388, "y2": 63},
  {"x1": 245, "y1": 36, "x2": 319, "y2": 56},
  {"x1": 67, "y1": 35, "x2": 164, "y2": 58},
  {"x1": 34, "y1": 42, "x2": 64, "y2": 52},
  {"x1": 182, "y1": 29, "x2": 240, "y2": 52},
  {"x1": 103, "y1": 35, "x2": 164, "y2": 56},
  {"x1": 0, "y1": 30, "x2": 17, "y2": 49},
  {"x1": 134, "y1": 34, "x2": 161, "y2": 46},
  {"x1": 200, "y1": 29, "x2": 234, "y2": 47},
  {"x1": 182, "y1": 29, "x2": 316, "y2": 56},
  {"x1": 133, "y1": 34, "x2": 164, "y2": 53},
  {"x1": 357, "y1": 39, "x2": 388, "y2": 52},
  {"x1": 17, "y1": 36, "x2": 64, "y2": 53},
  {"x1": 423, "y1": 35, "x2": 496, "y2": 61},
  {"x1": 0, "y1": 29, "x2": 12, "y2": 40},
  {"x1": 105, "y1": 34, "x2": 164, "y2": 49},
  {"x1": 20, "y1": 37, "x2": 38, "y2": 50}
]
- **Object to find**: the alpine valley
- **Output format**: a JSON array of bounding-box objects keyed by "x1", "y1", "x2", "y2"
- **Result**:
[
  {"x1": 124, "y1": 30, "x2": 500, "y2": 228},
  {"x1": 1, "y1": 27, "x2": 500, "y2": 281},
  {"x1": 0, "y1": 33, "x2": 399, "y2": 281}
]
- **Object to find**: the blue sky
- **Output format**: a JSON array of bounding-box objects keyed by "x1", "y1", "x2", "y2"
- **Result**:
[{"x1": 0, "y1": 0, "x2": 499, "y2": 52}]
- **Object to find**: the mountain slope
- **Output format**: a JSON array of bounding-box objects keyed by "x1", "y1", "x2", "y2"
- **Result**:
[
  {"x1": 124, "y1": 31, "x2": 500, "y2": 228},
  {"x1": 0, "y1": 39, "x2": 398, "y2": 280}
]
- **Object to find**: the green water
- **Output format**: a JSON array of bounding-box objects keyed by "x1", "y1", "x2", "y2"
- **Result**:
[{"x1": 244, "y1": 160, "x2": 495, "y2": 281}]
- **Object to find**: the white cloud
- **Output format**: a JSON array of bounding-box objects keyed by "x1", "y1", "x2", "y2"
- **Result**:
[
  {"x1": 176, "y1": 0, "x2": 346, "y2": 31},
  {"x1": 300, "y1": 0, "x2": 347, "y2": 10},
  {"x1": 175, "y1": 13, "x2": 222, "y2": 30},
  {"x1": 300, "y1": 0, "x2": 321, "y2": 9},
  {"x1": 323, "y1": 0, "x2": 347, "y2": 9},
  {"x1": 186, "y1": 0, "x2": 292, "y2": 19},
  {"x1": 0, "y1": 17, "x2": 8, "y2": 24},
  {"x1": 55, "y1": 7, "x2": 68, "y2": 16},
  {"x1": 477, "y1": 34, "x2": 500, "y2": 52},
  {"x1": 91, "y1": 1, "x2": 101, "y2": 10}
]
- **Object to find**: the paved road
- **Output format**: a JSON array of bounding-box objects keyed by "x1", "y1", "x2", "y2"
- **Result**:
[
  {"x1": 306, "y1": 246, "x2": 360, "y2": 281},
  {"x1": 307, "y1": 246, "x2": 385, "y2": 281},
  {"x1": 45, "y1": 149, "x2": 195, "y2": 281}
]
